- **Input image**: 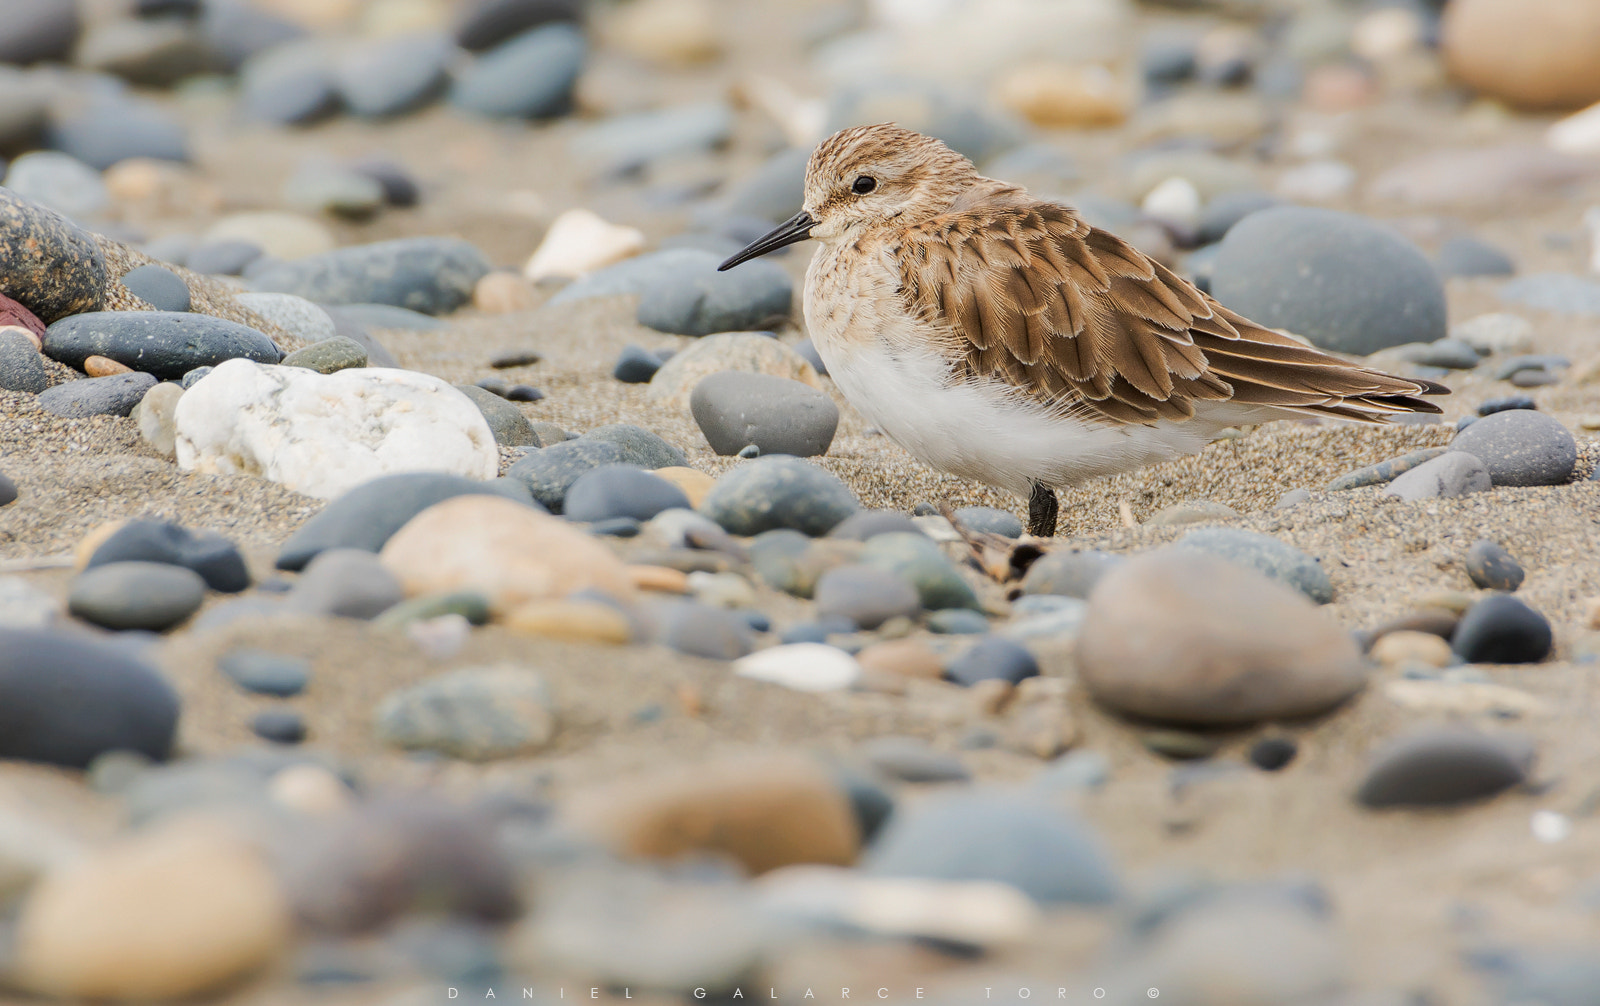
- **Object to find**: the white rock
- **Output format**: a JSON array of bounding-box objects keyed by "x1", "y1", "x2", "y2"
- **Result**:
[
  {"x1": 733, "y1": 643, "x2": 861, "y2": 693},
  {"x1": 1381, "y1": 679, "x2": 1551, "y2": 717},
  {"x1": 134, "y1": 382, "x2": 182, "y2": 460},
  {"x1": 523, "y1": 208, "x2": 646, "y2": 282},
  {"x1": 0, "y1": 577, "x2": 59, "y2": 628},
  {"x1": 1275, "y1": 160, "x2": 1357, "y2": 202},
  {"x1": 174, "y1": 360, "x2": 497, "y2": 500},
  {"x1": 1451, "y1": 312, "x2": 1534, "y2": 355},
  {"x1": 1585, "y1": 206, "x2": 1600, "y2": 275},
  {"x1": 202, "y1": 212, "x2": 335, "y2": 261},
  {"x1": 1547, "y1": 100, "x2": 1600, "y2": 156},
  {"x1": 233, "y1": 292, "x2": 338, "y2": 344},
  {"x1": 757, "y1": 865, "x2": 1039, "y2": 946},
  {"x1": 1141, "y1": 176, "x2": 1201, "y2": 230},
  {"x1": 1351, "y1": 6, "x2": 1424, "y2": 62}
]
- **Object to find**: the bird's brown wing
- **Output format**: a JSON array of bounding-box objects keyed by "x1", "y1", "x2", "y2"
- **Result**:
[{"x1": 893, "y1": 201, "x2": 1445, "y2": 426}]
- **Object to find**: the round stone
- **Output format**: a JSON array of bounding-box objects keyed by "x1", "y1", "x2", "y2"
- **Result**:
[
  {"x1": 1171, "y1": 527, "x2": 1333, "y2": 604},
  {"x1": 1356, "y1": 726, "x2": 1531, "y2": 807},
  {"x1": 218, "y1": 649, "x2": 310, "y2": 697},
  {"x1": 252, "y1": 709, "x2": 306, "y2": 745},
  {"x1": 860, "y1": 737, "x2": 970, "y2": 783},
  {"x1": 375, "y1": 665, "x2": 556, "y2": 761},
  {"x1": 0, "y1": 472, "x2": 16, "y2": 507},
  {"x1": 827, "y1": 510, "x2": 923, "y2": 541},
  {"x1": 287, "y1": 549, "x2": 404, "y2": 620},
  {"x1": 0, "y1": 327, "x2": 49, "y2": 393},
  {"x1": 238, "y1": 40, "x2": 340, "y2": 126},
  {"x1": 945, "y1": 635, "x2": 1039, "y2": 687},
  {"x1": 563, "y1": 464, "x2": 692, "y2": 523},
  {"x1": 1436, "y1": 236, "x2": 1515, "y2": 278},
  {"x1": 0, "y1": 627, "x2": 179, "y2": 767},
  {"x1": 336, "y1": 31, "x2": 451, "y2": 118},
  {"x1": 1464, "y1": 539, "x2": 1524, "y2": 592},
  {"x1": 1020, "y1": 550, "x2": 1124, "y2": 599},
  {"x1": 68, "y1": 562, "x2": 207, "y2": 632},
  {"x1": 733, "y1": 642, "x2": 861, "y2": 692},
  {"x1": 953, "y1": 506, "x2": 1023, "y2": 538},
  {"x1": 1443, "y1": 0, "x2": 1600, "y2": 110},
  {"x1": 613, "y1": 344, "x2": 662, "y2": 383},
  {"x1": 506, "y1": 439, "x2": 626, "y2": 513},
  {"x1": 2, "y1": 151, "x2": 108, "y2": 220},
  {"x1": 43, "y1": 311, "x2": 279, "y2": 380},
  {"x1": 647, "y1": 331, "x2": 820, "y2": 410},
  {"x1": 1249, "y1": 736, "x2": 1298, "y2": 771},
  {"x1": 581, "y1": 424, "x2": 688, "y2": 469},
  {"x1": 1451, "y1": 593, "x2": 1552, "y2": 664},
  {"x1": 44, "y1": 96, "x2": 189, "y2": 171},
  {"x1": 0, "y1": 187, "x2": 108, "y2": 324},
  {"x1": 0, "y1": 0, "x2": 81, "y2": 64},
  {"x1": 690, "y1": 371, "x2": 839, "y2": 458},
  {"x1": 454, "y1": 385, "x2": 538, "y2": 447},
  {"x1": 248, "y1": 237, "x2": 491, "y2": 316},
  {"x1": 448, "y1": 23, "x2": 585, "y2": 119},
  {"x1": 1211, "y1": 206, "x2": 1447, "y2": 355},
  {"x1": 38, "y1": 373, "x2": 158, "y2": 418},
  {"x1": 927, "y1": 608, "x2": 991, "y2": 634},
  {"x1": 1077, "y1": 550, "x2": 1366, "y2": 726},
  {"x1": 637, "y1": 255, "x2": 793, "y2": 337},
  {"x1": 1451, "y1": 409, "x2": 1577, "y2": 487},
  {"x1": 699, "y1": 456, "x2": 859, "y2": 537},
  {"x1": 87, "y1": 520, "x2": 249, "y2": 594},
  {"x1": 281, "y1": 165, "x2": 383, "y2": 220},
  {"x1": 282, "y1": 336, "x2": 368, "y2": 374},
  {"x1": 454, "y1": 0, "x2": 583, "y2": 51},
  {"x1": 119, "y1": 265, "x2": 191, "y2": 313},
  {"x1": 813, "y1": 564, "x2": 921, "y2": 630},
  {"x1": 185, "y1": 240, "x2": 263, "y2": 277}
]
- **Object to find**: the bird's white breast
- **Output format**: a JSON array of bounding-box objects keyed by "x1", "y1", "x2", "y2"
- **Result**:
[{"x1": 802, "y1": 243, "x2": 1246, "y2": 497}]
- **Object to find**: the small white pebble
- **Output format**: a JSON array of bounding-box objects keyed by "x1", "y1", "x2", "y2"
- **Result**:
[
  {"x1": 1531, "y1": 810, "x2": 1571, "y2": 843},
  {"x1": 407, "y1": 613, "x2": 471, "y2": 660}
]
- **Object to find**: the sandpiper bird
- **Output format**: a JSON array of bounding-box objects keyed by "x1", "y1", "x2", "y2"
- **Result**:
[{"x1": 718, "y1": 123, "x2": 1447, "y2": 538}]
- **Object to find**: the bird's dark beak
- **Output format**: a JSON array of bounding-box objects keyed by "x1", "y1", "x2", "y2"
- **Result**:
[{"x1": 717, "y1": 211, "x2": 815, "y2": 271}]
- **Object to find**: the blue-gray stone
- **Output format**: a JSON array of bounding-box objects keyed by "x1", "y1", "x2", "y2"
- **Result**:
[
  {"x1": 638, "y1": 255, "x2": 793, "y2": 337},
  {"x1": 1020, "y1": 550, "x2": 1123, "y2": 599},
  {"x1": 1436, "y1": 235, "x2": 1515, "y2": 277},
  {"x1": 1033, "y1": 749, "x2": 1110, "y2": 792},
  {"x1": 44, "y1": 311, "x2": 278, "y2": 379},
  {"x1": 1493, "y1": 354, "x2": 1569, "y2": 381},
  {"x1": 953, "y1": 505, "x2": 1022, "y2": 538},
  {"x1": 1451, "y1": 409, "x2": 1576, "y2": 487},
  {"x1": 277, "y1": 473, "x2": 535, "y2": 570},
  {"x1": 653, "y1": 600, "x2": 755, "y2": 660},
  {"x1": 564, "y1": 464, "x2": 690, "y2": 524},
  {"x1": 37, "y1": 371, "x2": 157, "y2": 417},
  {"x1": 1326, "y1": 446, "x2": 1449, "y2": 491},
  {"x1": 375, "y1": 666, "x2": 555, "y2": 759},
  {"x1": 251, "y1": 240, "x2": 490, "y2": 315},
  {"x1": 580, "y1": 423, "x2": 687, "y2": 469},
  {"x1": 287, "y1": 548, "x2": 404, "y2": 619},
  {"x1": 860, "y1": 737, "x2": 969, "y2": 784},
  {"x1": 253, "y1": 709, "x2": 306, "y2": 744},
  {"x1": 927, "y1": 607, "x2": 990, "y2": 635},
  {"x1": 1172, "y1": 527, "x2": 1333, "y2": 604},
  {"x1": 573, "y1": 101, "x2": 732, "y2": 174},
  {"x1": 827, "y1": 509, "x2": 922, "y2": 541},
  {"x1": 88, "y1": 520, "x2": 250, "y2": 592},
  {"x1": 1211, "y1": 206, "x2": 1447, "y2": 355},
  {"x1": 220, "y1": 648, "x2": 310, "y2": 697},
  {"x1": 718, "y1": 146, "x2": 809, "y2": 223},
  {"x1": 0, "y1": 0, "x2": 81, "y2": 64},
  {"x1": 1477, "y1": 394, "x2": 1538, "y2": 417},
  {"x1": 1382, "y1": 451, "x2": 1491, "y2": 500},
  {"x1": 814, "y1": 564, "x2": 920, "y2": 630},
  {"x1": 865, "y1": 791, "x2": 1119, "y2": 905},
  {"x1": 792, "y1": 336, "x2": 827, "y2": 376},
  {"x1": 337, "y1": 31, "x2": 451, "y2": 118},
  {"x1": 45, "y1": 97, "x2": 188, "y2": 170},
  {"x1": 120, "y1": 264, "x2": 190, "y2": 312},
  {"x1": 449, "y1": 23, "x2": 584, "y2": 119},
  {"x1": 1465, "y1": 539, "x2": 1524, "y2": 592},
  {"x1": 0, "y1": 328, "x2": 49, "y2": 393},
  {"x1": 612, "y1": 344, "x2": 660, "y2": 383},
  {"x1": 1356, "y1": 726, "x2": 1531, "y2": 807},
  {"x1": 68, "y1": 561, "x2": 207, "y2": 632},
  {"x1": 185, "y1": 240, "x2": 262, "y2": 276},
  {"x1": 454, "y1": 0, "x2": 583, "y2": 51},
  {"x1": 944, "y1": 635, "x2": 1038, "y2": 686},
  {"x1": 1499, "y1": 273, "x2": 1600, "y2": 316},
  {"x1": 455, "y1": 385, "x2": 537, "y2": 447},
  {"x1": 3, "y1": 151, "x2": 108, "y2": 219},
  {"x1": 180, "y1": 366, "x2": 211, "y2": 388},
  {"x1": 238, "y1": 40, "x2": 339, "y2": 126},
  {"x1": 348, "y1": 156, "x2": 420, "y2": 207},
  {"x1": 201, "y1": 0, "x2": 306, "y2": 72},
  {"x1": 690, "y1": 371, "x2": 837, "y2": 457},
  {"x1": 826, "y1": 81, "x2": 1024, "y2": 164},
  {"x1": 859, "y1": 532, "x2": 979, "y2": 611},
  {"x1": 0, "y1": 627, "x2": 179, "y2": 768},
  {"x1": 1452, "y1": 594, "x2": 1551, "y2": 664},
  {"x1": 1394, "y1": 338, "x2": 1480, "y2": 370},
  {"x1": 699, "y1": 455, "x2": 859, "y2": 537},
  {"x1": 1197, "y1": 190, "x2": 1278, "y2": 245},
  {"x1": 506, "y1": 439, "x2": 625, "y2": 513},
  {"x1": 549, "y1": 249, "x2": 717, "y2": 305}
]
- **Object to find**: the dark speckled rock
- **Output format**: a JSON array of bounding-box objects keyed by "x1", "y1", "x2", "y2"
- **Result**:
[
  {"x1": 248, "y1": 238, "x2": 491, "y2": 315},
  {"x1": 37, "y1": 372, "x2": 157, "y2": 417},
  {"x1": 43, "y1": 311, "x2": 280, "y2": 380},
  {"x1": 0, "y1": 188, "x2": 107, "y2": 323},
  {"x1": 506, "y1": 439, "x2": 625, "y2": 513}
]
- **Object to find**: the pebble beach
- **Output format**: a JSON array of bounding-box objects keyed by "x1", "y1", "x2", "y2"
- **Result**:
[{"x1": 5, "y1": 0, "x2": 1600, "y2": 1002}]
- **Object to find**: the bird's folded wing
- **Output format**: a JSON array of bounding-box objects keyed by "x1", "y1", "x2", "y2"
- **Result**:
[{"x1": 894, "y1": 201, "x2": 1444, "y2": 426}]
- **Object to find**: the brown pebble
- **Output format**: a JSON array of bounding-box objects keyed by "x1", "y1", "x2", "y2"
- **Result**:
[
  {"x1": 1585, "y1": 597, "x2": 1600, "y2": 630},
  {"x1": 653, "y1": 466, "x2": 716, "y2": 509},
  {"x1": 503, "y1": 600, "x2": 633, "y2": 644},
  {"x1": 628, "y1": 564, "x2": 690, "y2": 593},
  {"x1": 1362, "y1": 607, "x2": 1460, "y2": 649},
  {"x1": 73, "y1": 520, "x2": 128, "y2": 570},
  {"x1": 84, "y1": 355, "x2": 133, "y2": 377},
  {"x1": 855, "y1": 638, "x2": 944, "y2": 680},
  {"x1": 473, "y1": 272, "x2": 538, "y2": 314},
  {"x1": 675, "y1": 682, "x2": 702, "y2": 718},
  {"x1": 1411, "y1": 589, "x2": 1477, "y2": 616},
  {"x1": 969, "y1": 678, "x2": 1015, "y2": 716},
  {"x1": 1370, "y1": 630, "x2": 1454, "y2": 669}
]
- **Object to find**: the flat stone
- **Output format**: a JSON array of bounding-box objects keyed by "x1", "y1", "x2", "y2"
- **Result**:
[
  {"x1": 454, "y1": 385, "x2": 538, "y2": 447},
  {"x1": 638, "y1": 254, "x2": 793, "y2": 337},
  {"x1": 175, "y1": 361, "x2": 497, "y2": 501},
  {"x1": 207, "y1": 213, "x2": 333, "y2": 262},
  {"x1": 574, "y1": 101, "x2": 733, "y2": 175},
  {"x1": 579, "y1": 424, "x2": 688, "y2": 469},
  {"x1": 448, "y1": 23, "x2": 584, "y2": 119},
  {"x1": 44, "y1": 312, "x2": 278, "y2": 380},
  {"x1": 43, "y1": 96, "x2": 189, "y2": 170},
  {"x1": 0, "y1": 627, "x2": 178, "y2": 767},
  {"x1": 648, "y1": 331, "x2": 820, "y2": 410},
  {"x1": 864, "y1": 791, "x2": 1118, "y2": 905},
  {"x1": 285, "y1": 548, "x2": 404, "y2": 619},
  {"x1": 1437, "y1": 235, "x2": 1515, "y2": 277},
  {"x1": 564, "y1": 465, "x2": 690, "y2": 523},
  {"x1": 375, "y1": 665, "x2": 556, "y2": 761},
  {"x1": 336, "y1": 31, "x2": 451, "y2": 118},
  {"x1": 690, "y1": 371, "x2": 838, "y2": 457},
  {"x1": 1145, "y1": 499, "x2": 1241, "y2": 527},
  {"x1": 1020, "y1": 550, "x2": 1124, "y2": 599},
  {"x1": 119, "y1": 264, "x2": 191, "y2": 313},
  {"x1": 37, "y1": 372, "x2": 157, "y2": 418},
  {"x1": 281, "y1": 164, "x2": 383, "y2": 220},
  {"x1": 613, "y1": 345, "x2": 661, "y2": 383},
  {"x1": 1393, "y1": 339, "x2": 1482, "y2": 370},
  {"x1": 1327, "y1": 447, "x2": 1449, "y2": 491},
  {"x1": 652, "y1": 599, "x2": 755, "y2": 659},
  {"x1": 1382, "y1": 451, "x2": 1492, "y2": 500},
  {"x1": 1078, "y1": 550, "x2": 1366, "y2": 725},
  {"x1": 0, "y1": 187, "x2": 107, "y2": 324},
  {"x1": 0, "y1": 0, "x2": 81, "y2": 64},
  {"x1": 1452, "y1": 593, "x2": 1552, "y2": 664},
  {"x1": 506, "y1": 439, "x2": 625, "y2": 513},
  {"x1": 252, "y1": 710, "x2": 305, "y2": 744},
  {"x1": 733, "y1": 642, "x2": 861, "y2": 692},
  {"x1": 952, "y1": 506, "x2": 1022, "y2": 538},
  {"x1": 238, "y1": 40, "x2": 339, "y2": 126},
  {"x1": 944, "y1": 635, "x2": 1039, "y2": 686},
  {"x1": 1356, "y1": 726, "x2": 1531, "y2": 807},
  {"x1": 282, "y1": 336, "x2": 367, "y2": 374},
  {"x1": 1211, "y1": 206, "x2": 1447, "y2": 354},
  {"x1": 3, "y1": 151, "x2": 108, "y2": 220},
  {"x1": 248, "y1": 237, "x2": 492, "y2": 315},
  {"x1": 860, "y1": 737, "x2": 970, "y2": 783},
  {"x1": 813, "y1": 564, "x2": 920, "y2": 629},
  {"x1": 549, "y1": 248, "x2": 718, "y2": 305},
  {"x1": 68, "y1": 561, "x2": 207, "y2": 632},
  {"x1": 86, "y1": 519, "x2": 250, "y2": 593},
  {"x1": 1171, "y1": 527, "x2": 1333, "y2": 604},
  {"x1": 201, "y1": 1, "x2": 306, "y2": 72},
  {"x1": 219, "y1": 649, "x2": 309, "y2": 697},
  {"x1": 699, "y1": 456, "x2": 859, "y2": 536},
  {"x1": 827, "y1": 510, "x2": 923, "y2": 541},
  {"x1": 1465, "y1": 539, "x2": 1524, "y2": 592},
  {"x1": 1452, "y1": 312, "x2": 1533, "y2": 355},
  {"x1": 859, "y1": 532, "x2": 979, "y2": 611},
  {"x1": 927, "y1": 607, "x2": 991, "y2": 634},
  {"x1": 276, "y1": 472, "x2": 534, "y2": 571},
  {"x1": 454, "y1": 0, "x2": 583, "y2": 51},
  {"x1": 1499, "y1": 273, "x2": 1600, "y2": 317},
  {"x1": 1451, "y1": 409, "x2": 1577, "y2": 486}
]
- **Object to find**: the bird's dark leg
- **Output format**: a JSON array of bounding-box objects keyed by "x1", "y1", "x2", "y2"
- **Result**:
[{"x1": 1027, "y1": 482, "x2": 1058, "y2": 538}]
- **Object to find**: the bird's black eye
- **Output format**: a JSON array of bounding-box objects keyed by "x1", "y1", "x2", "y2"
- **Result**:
[{"x1": 851, "y1": 175, "x2": 877, "y2": 195}]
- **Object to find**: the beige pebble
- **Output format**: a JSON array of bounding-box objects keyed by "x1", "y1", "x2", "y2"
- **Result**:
[
  {"x1": 523, "y1": 208, "x2": 646, "y2": 281},
  {"x1": 628, "y1": 564, "x2": 690, "y2": 594},
  {"x1": 855, "y1": 638, "x2": 944, "y2": 680},
  {"x1": 473, "y1": 271, "x2": 538, "y2": 314},
  {"x1": 0, "y1": 323, "x2": 41, "y2": 351},
  {"x1": 1585, "y1": 596, "x2": 1600, "y2": 630},
  {"x1": 1579, "y1": 415, "x2": 1600, "y2": 431},
  {"x1": 993, "y1": 62, "x2": 1129, "y2": 128},
  {"x1": 969, "y1": 678, "x2": 1015, "y2": 717},
  {"x1": 267, "y1": 765, "x2": 350, "y2": 816},
  {"x1": 203, "y1": 212, "x2": 335, "y2": 261},
  {"x1": 1411, "y1": 589, "x2": 1477, "y2": 616},
  {"x1": 14, "y1": 818, "x2": 291, "y2": 1000},
  {"x1": 563, "y1": 754, "x2": 858, "y2": 875},
  {"x1": 135, "y1": 382, "x2": 183, "y2": 460},
  {"x1": 84, "y1": 355, "x2": 132, "y2": 377},
  {"x1": 381, "y1": 496, "x2": 635, "y2": 616},
  {"x1": 653, "y1": 466, "x2": 716, "y2": 508},
  {"x1": 103, "y1": 159, "x2": 171, "y2": 203},
  {"x1": 1443, "y1": 0, "x2": 1600, "y2": 110},
  {"x1": 505, "y1": 599, "x2": 633, "y2": 645},
  {"x1": 1382, "y1": 679, "x2": 1551, "y2": 717},
  {"x1": 73, "y1": 520, "x2": 128, "y2": 571},
  {"x1": 256, "y1": 0, "x2": 360, "y2": 29},
  {"x1": 1369, "y1": 630, "x2": 1454, "y2": 669},
  {"x1": 606, "y1": 0, "x2": 722, "y2": 65}
]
